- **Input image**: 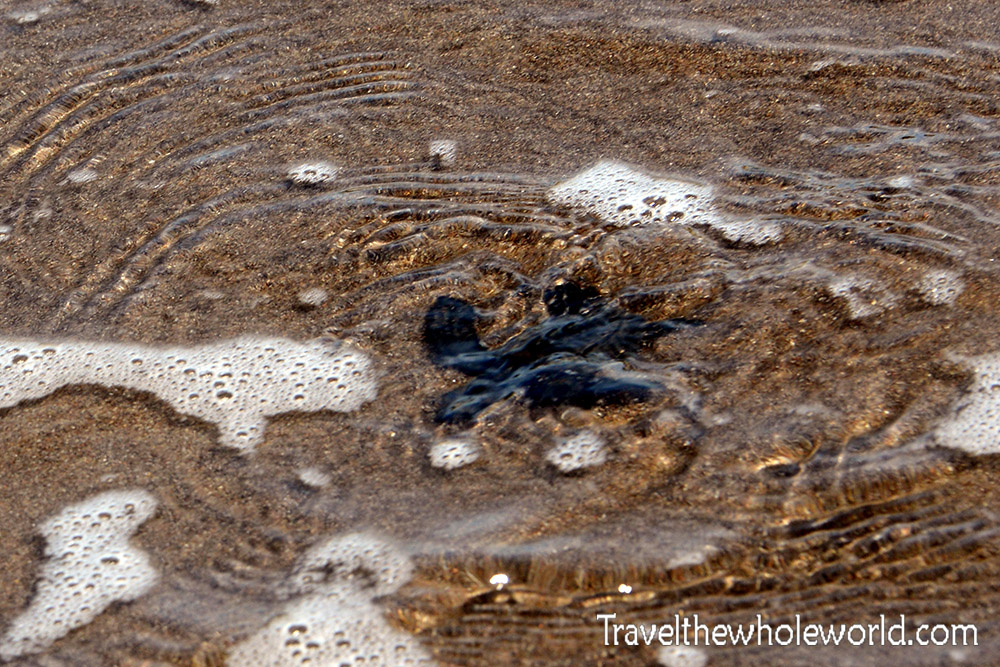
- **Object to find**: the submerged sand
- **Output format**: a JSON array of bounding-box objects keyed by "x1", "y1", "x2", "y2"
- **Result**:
[{"x1": 2, "y1": 0, "x2": 1000, "y2": 664}]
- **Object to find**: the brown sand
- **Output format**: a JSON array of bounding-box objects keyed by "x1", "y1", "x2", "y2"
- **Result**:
[{"x1": 2, "y1": 0, "x2": 1000, "y2": 664}]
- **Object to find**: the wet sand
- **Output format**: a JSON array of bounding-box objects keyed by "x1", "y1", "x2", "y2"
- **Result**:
[{"x1": 3, "y1": 0, "x2": 1000, "y2": 664}]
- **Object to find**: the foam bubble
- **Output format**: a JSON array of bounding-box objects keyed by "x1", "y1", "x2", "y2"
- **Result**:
[
  {"x1": 297, "y1": 467, "x2": 332, "y2": 489},
  {"x1": 228, "y1": 533, "x2": 431, "y2": 667},
  {"x1": 915, "y1": 269, "x2": 963, "y2": 306},
  {"x1": 827, "y1": 275, "x2": 899, "y2": 320},
  {"x1": 7, "y1": 6, "x2": 50, "y2": 24},
  {"x1": 706, "y1": 216, "x2": 782, "y2": 245},
  {"x1": 429, "y1": 437, "x2": 481, "y2": 470},
  {"x1": 545, "y1": 430, "x2": 607, "y2": 473},
  {"x1": 286, "y1": 161, "x2": 338, "y2": 187},
  {"x1": 548, "y1": 160, "x2": 781, "y2": 243},
  {"x1": 934, "y1": 353, "x2": 1000, "y2": 455},
  {"x1": 0, "y1": 336, "x2": 378, "y2": 453},
  {"x1": 0, "y1": 490, "x2": 158, "y2": 660},
  {"x1": 288, "y1": 532, "x2": 413, "y2": 597}
]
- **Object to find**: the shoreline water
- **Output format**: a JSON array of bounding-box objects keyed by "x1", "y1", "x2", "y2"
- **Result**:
[{"x1": 2, "y1": 0, "x2": 1000, "y2": 663}]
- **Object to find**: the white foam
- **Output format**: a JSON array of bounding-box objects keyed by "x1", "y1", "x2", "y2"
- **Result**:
[
  {"x1": 828, "y1": 275, "x2": 899, "y2": 320},
  {"x1": 0, "y1": 336, "x2": 378, "y2": 453},
  {"x1": 296, "y1": 467, "x2": 332, "y2": 489},
  {"x1": 546, "y1": 430, "x2": 607, "y2": 473},
  {"x1": 287, "y1": 532, "x2": 413, "y2": 597},
  {"x1": 657, "y1": 644, "x2": 708, "y2": 667},
  {"x1": 934, "y1": 353, "x2": 1000, "y2": 455},
  {"x1": 548, "y1": 160, "x2": 781, "y2": 243},
  {"x1": 228, "y1": 533, "x2": 431, "y2": 667},
  {"x1": 7, "y1": 6, "x2": 50, "y2": 24},
  {"x1": 916, "y1": 269, "x2": 963, "y2": 306},
  {"x1": 0, "y1": 490, "x2": 158, "y2": 661},
  {"x1": 429, "y1": 437, "x2": 481, "y2": 470},
  {"x1": 287, "y1": 161, "x2": 338, "y2": 187},
  {"x1": 227, "y1": 585, "x2": 430, "y2": 667}
]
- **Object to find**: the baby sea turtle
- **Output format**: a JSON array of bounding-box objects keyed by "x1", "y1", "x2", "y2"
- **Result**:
[{"x1": 424, "y1": 282, "x2": 701, "y2": 423}]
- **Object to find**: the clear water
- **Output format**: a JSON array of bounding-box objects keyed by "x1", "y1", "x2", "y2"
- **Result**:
[{"x1": 2, "y1": 0, "x2": 1000, "y2": 664}]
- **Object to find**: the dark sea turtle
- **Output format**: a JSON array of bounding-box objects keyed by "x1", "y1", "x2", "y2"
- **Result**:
[{"x1": 425, "y1": 282, "x2": 701, "y2": 423}]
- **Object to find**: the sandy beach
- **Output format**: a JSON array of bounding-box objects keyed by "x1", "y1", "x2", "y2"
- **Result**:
[{"x1": 2, "y1": 0, "x2": 1000, "y2": 663}]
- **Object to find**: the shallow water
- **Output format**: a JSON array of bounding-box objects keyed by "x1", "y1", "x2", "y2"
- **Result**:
[{"x1": 3, "y1": 0, "x2": 1000, "y2": 664}]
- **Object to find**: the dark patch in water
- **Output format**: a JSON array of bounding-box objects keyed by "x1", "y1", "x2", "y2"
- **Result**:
[{"x1": 424, "y1": 283, "x2": 702, "y2": 423}]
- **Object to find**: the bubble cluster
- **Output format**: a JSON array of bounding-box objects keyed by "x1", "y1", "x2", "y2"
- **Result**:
[
  {"x1": 228, "y1": 533, "x2": 431, "y2": 667},
  {"x1": 6, "y1": 5, "x2": 51, "y2": 25},
  {"x1": 0, "y1": 490, "x2": 158, "y2": 661},
  {"x1": 286, "y1": 532, "x2": 414, "y2": 597},
  {"x1": 934, "y1": 353, "x2": 1000, "y2": 455},
  {"x1": 547, "y1": 160, "x2": 781, "y2": 243},
  {"x1": 286, "y1": 161, "x2": 338, "y2": 187},
  {"x1": 0, "y1": 336, "x2": 378, "y2": 453},
  {"x1": 296, "y1": 467, "x2": 332, "y2": 489},
  {"x1": 428, "y1": 437, "x2": 481, "y2": 470},
  {"x1": 827, "y1": 275, "x2": 899, "y2": 320},
  {"x1": 545, "y1": 430, "x2": 608, "y2": 473},
  {"x1": 916, "y1": 269, "x2": 963, "y2": 306}
]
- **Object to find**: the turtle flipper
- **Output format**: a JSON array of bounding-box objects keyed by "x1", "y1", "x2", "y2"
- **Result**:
[{"x1": 424, "y1": 296, "x2": 492, "y2": 375}]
